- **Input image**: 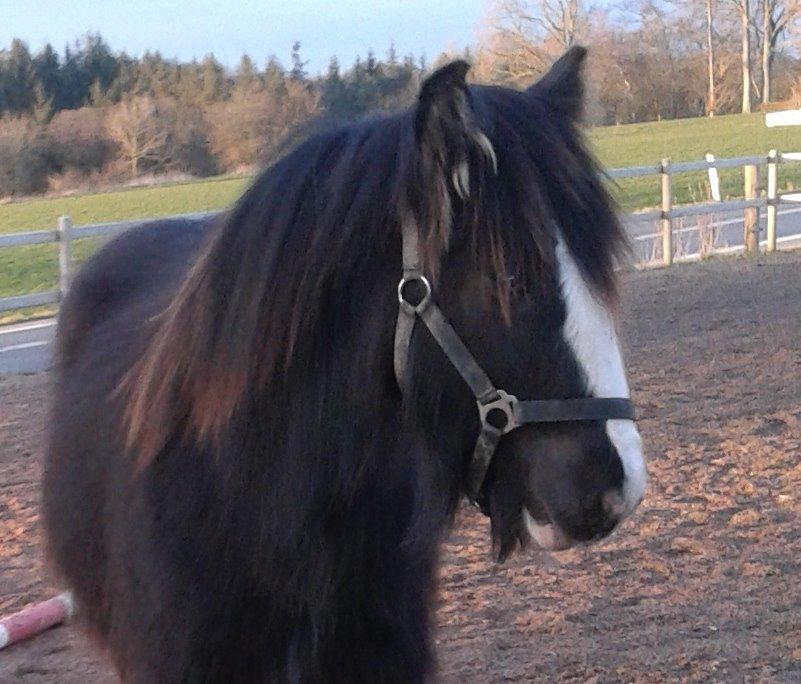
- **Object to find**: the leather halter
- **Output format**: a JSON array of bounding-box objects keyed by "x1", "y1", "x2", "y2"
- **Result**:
[{"x1": 393, "y1": 219, "x2": 636, "y2": 504}]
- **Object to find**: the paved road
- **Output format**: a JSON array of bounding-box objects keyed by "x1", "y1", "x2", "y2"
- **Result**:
[
  {"x1": 2, "y1": 206, "x2": 801, "y2": 375},
  {"x1": 0, "y1": 319, "x2": 55, "y2": 375},
  {"x1": 626, "y1": 204, "x2": 801, "y2": 261}
]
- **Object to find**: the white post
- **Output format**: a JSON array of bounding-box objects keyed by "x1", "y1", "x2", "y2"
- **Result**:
[
  {"x1": 706, "y1": 153, "x2": 721, "y2": 201},
  {"x1": 766, "y1": 149, "x2": 778, "y2": 253},
  {"x1": 661, "y1": 159, "x2": 673, "y2": 266},
  {"x1": 58, "y1": 215, "x2": 72, "y2": 298}
]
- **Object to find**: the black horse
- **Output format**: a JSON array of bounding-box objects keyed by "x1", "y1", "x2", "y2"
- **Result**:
[{"x1": 43, "y1": 47, "x2": 646, "y2": 682}]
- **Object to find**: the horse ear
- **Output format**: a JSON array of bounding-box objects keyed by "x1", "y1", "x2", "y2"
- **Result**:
[
  {"x1": 414, "y1": 60, "x2": 495, "y2": 199},
  {"x1": 527, "y1": 46, "x2": 587, "y2": 121}
]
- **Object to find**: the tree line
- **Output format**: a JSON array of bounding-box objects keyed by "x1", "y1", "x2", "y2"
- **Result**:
[
  {"x1": 2, "y1": 1, "x2": 801, "y2": 198},
  {"x1": 0, "y1": 35, "x2": 424, "y2": 197},
  {"x1": 476, "y1": 0, "x2": 801, "y2": 123}
]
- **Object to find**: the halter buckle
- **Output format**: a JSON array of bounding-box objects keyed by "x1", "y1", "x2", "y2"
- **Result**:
[
  {"x1": 397, "y1": 274, "x2": 432, "y2": 315},
  {"x1": 477, "y1": 390, "x2": 519, "y2": 436}
]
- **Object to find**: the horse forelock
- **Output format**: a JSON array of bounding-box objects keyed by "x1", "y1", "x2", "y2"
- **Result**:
[{"x1": 122, "y1": 82, "x2": 626, "y2": 466}]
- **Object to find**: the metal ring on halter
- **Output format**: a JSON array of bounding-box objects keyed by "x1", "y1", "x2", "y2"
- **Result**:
[
  {"x1": 397, "y1": 274, "x2": 432, "y2": 315},
  {"x1": 477, "y1": 390, "x2": 519, "y2": 435}
]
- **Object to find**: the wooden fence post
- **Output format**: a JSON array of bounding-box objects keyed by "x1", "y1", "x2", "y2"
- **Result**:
[
  {"x1": 743, "y1": 164, "x2": 760, "y2": 255},
  {"x1": 766, "y1": 150, "x2": 778, "y2": 253},
  {"x1": 660, "y1": 159, "x2": 673, "y2": 266},
  {"x1": 58, "y1": 215, "x2": 72, "y2": 299}
]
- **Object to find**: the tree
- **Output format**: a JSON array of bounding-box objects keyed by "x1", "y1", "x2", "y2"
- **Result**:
[
  {"x1": 290, "y1": 41, "x2": 307, "y2": 82},
  {"x1": 81, "y1": 34, "x2": 118, "y2": 96},
  {"x1": 0, "y1": 118, "x2": 50, "y2": 196},
  {"x1": 235, "y1": 54, "x2": 259, "y2": 93},
  {"x1": 0, "y1": 39, "x2": 36, "y2": 114},
  {"x1": 32, "y1": 44, "x2": 62, "y2": 113},
  {"x1": 106, "y1": 95, "x2": 169, "y2": 176},
  {"x1": 321, "y1": 56, "x2": 348, "y2": 116},
  {"x1": 32, "y1": 83, "x2": 54, "y2": 123},
  {"x1": 206, "y1": 80, "x2": 318, "y2": 170},
  {"x1": 60, "y1": 44, "x2": 89, "y2": 109},
  {"x1": 707, "y1": 0, "x2": 716, "y2": 115},
  {"x1": 484, "y1": 0, "x2": 586, "y2": 84},
  {"x1": 760, "y1": 0, "x2": 801, "y2": 104},
  {"x1": 201, "y1": 54, "x2": 225, "y2": 102},
  {"x1": 387, "y1": 42, "x2": 399, "y2": 68},
  {"x1": 264, "y1": 56, "x2": 287, "y2": 97},
  {"x1": 107, "y1": 54, "x2": 141, "y2": 102},
  {"x1": 728, "y1": 0, "x2": 753, "y2": 113},
  {"x1": 48, "y1": 106, "x2": 113, "y2": 173}
]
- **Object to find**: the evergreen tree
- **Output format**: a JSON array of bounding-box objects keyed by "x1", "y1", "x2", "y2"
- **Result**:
[
  {"x1": 366, "y1": 49, "x2": 378, "y2": 76},
  {"x1": 321, "y1": 56, "x2": 349, "y2": 117},
  {"x1": 32, "y1": 82, "x2": 54, "y2": 123},
  {"x1": 1, "y1": 39, "x2": 36, "y2": 114},
  {"x1": 32, "y1": 44, "x2": 62, "y2": 110},
  {"x1": 235, "y1": 54, "x2": 258, "y2": 92},
  {"x1": 201, "y1": 53, "x2": 226, "y2": 102},
  {"x1": 290, "y1": 41, "x2": 307, "y2": 82},
  {"x1": 88, "y1": 79, "x2": 108, "y2": 107},
  {"x1": 264, "y1": 56, "x2": 287, "y2": 97},
  {"x1": 60, "y1": 44, "x2": 89, "y2": 109},
  {"x1": 81, "y1": 34, "x2": 118, "y2": 95},
  {"x1": 108, "y1": 54, "x2": 140, "y2": 101}
]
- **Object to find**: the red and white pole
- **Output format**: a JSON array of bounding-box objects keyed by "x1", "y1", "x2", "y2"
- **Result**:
[{"x1": 0, "y1": 592, "x2": 75, "y2": 650}]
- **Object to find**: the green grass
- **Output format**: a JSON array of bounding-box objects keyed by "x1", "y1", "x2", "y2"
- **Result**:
[
  {"x1": 0, "y1": 175, "x2": 249, "y2": 321},
  {"x1": 4, "y1": 111, "x2": 801, "y2": 320},
  {"x1": 0, "y1": 175, "x2": 248, "y2": 235},
  {"x1": 590, "y1": 112, "x2": 801, "y2": 210}
]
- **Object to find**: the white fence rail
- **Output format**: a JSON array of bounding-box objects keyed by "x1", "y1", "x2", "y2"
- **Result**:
[
  {"x1": 0, "y1": 211, "x2": 214, "y2": 313},
  {"x1": 2, "y1": 151, "x2": 801, "y2": 314},
  {"x1": 622, "y1": 149, "x2": 801, "y2": 267}
]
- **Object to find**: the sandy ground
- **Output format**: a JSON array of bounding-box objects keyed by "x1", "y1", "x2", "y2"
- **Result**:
[{"x1": 2, "y1": 252, "x2": 801, "y2": 682}]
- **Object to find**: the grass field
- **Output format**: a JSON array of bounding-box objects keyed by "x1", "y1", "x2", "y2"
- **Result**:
[
  {"x1": 590, "y1": 112, "x2": 801, "y2": 210},
  {"x1": 0, "y1": 176, "x2": 248, "y2": 321},
  {"x1": 3, "y1": 111, "x2": 801, "y2": 321}
]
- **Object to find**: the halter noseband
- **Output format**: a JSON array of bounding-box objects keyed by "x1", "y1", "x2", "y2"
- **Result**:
[{"x1": 393, "y1": 220, "x2": 636, "y2": 504}]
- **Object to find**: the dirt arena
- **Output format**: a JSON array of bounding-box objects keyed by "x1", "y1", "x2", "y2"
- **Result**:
[{"x1": 2, "y1": 252, "x2": 801, "y2": 682}]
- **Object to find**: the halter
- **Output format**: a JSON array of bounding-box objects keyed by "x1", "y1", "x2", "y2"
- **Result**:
[{"x1": 393, "y1": 219, "x2": 636, "y2": 504}]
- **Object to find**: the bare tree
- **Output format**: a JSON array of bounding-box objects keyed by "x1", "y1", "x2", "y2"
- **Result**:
[
  {"x1": 486, "y1": 0, "x2": 585, "y2": 83},
  {"x1": 106, "y1": 96, "x2": 169, "y2": 177},
  {"x1": 536, "y1": 0, "x2": 582, "y2": 49},
  {"x1": 206, "y1": 81, "x2": 318, "y2": 171},
  {"x1": 760, "y1": 0, "x2": 801, "y2": 104},
  {"x1": 707, "y1": 0, "x2": 717, "y2": 115},
  {"x1": 728, "y1": 0, "x2": 753, "y2": 113}
]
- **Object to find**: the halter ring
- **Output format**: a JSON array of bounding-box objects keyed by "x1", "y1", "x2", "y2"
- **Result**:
[{"x1": 398, "y1": 274, "x2": 432, "y2": 314}]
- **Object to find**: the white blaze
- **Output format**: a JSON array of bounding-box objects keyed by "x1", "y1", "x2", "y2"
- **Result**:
[{"x1": 554, "y1": 236, "x2": 647, "y2": 518}]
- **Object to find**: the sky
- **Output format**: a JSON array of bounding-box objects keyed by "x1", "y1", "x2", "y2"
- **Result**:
[{"x1": 2, "y1": 0, "x2": 489, "y2": 74}]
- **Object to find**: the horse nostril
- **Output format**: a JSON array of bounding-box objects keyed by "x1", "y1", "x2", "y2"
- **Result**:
[{"x1": 602, "y1": 489, "x2": 627, "y2": 519}]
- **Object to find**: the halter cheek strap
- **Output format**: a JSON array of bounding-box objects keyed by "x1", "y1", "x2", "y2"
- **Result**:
[{"x1": 393, "y1": 219, "x2": 635, "y2": 503}]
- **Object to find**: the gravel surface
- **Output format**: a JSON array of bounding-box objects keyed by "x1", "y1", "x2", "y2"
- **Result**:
[{"x1": 2, "y1": 252, "x2": 801, "y2": 682}]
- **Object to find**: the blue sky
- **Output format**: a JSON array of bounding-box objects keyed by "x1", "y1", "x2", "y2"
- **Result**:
[{"x1": 3, "y1": 0, "x2": 488, "y2": 74}]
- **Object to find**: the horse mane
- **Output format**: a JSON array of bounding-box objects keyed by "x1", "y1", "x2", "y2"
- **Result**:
[{"x1": 122, "y1": 49, "x2": 628, "y2": 465}]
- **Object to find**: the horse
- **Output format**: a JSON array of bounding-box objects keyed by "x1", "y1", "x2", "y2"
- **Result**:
[{"x1": 42, "y1": 46, "x2": 647, "y2": 682}]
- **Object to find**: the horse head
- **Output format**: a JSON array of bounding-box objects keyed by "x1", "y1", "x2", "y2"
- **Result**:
[{"x1": 399, "y1": 47, "x2": 646, "y2": 558}]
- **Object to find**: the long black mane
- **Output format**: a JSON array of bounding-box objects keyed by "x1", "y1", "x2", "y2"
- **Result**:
[{"x1": 124, "y1": 59, "x2": 626, "y2": 462}]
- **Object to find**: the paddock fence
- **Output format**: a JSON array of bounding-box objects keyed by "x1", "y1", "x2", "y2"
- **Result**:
[{"x1": 3, "y1": 150, "x2": 801, "y2": 315}]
